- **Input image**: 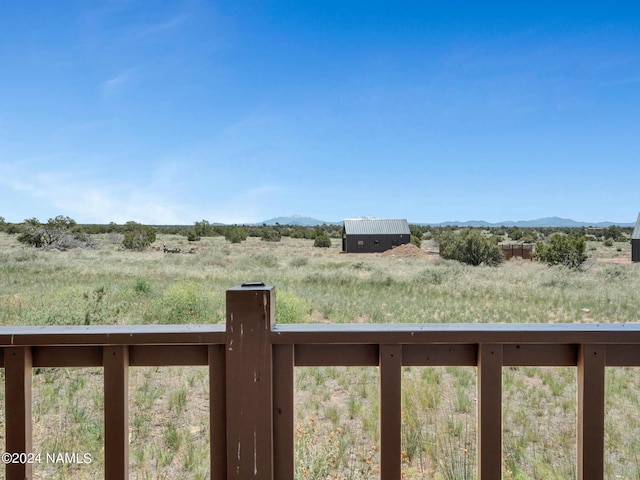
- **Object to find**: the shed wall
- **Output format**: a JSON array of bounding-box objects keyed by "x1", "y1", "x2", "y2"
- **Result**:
[
  {"x1": 343, "y1": 233, "x2": 410, "y2": 253},
  {"x1": 633, "y1": 239, "x2": 640, "y2": 263}
]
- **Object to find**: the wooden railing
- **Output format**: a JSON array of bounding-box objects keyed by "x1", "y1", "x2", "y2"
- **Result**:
[{"x1": 2, "y1": 283, "x2": 640, "y2": 479}]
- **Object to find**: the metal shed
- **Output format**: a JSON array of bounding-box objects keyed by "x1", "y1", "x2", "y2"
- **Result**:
[
  {"x1": 342, "y1": 218, "x2": 411, "y2": 253},
  {"x1": 633, "y1": 213, "x2": 640, "y2": 262}
]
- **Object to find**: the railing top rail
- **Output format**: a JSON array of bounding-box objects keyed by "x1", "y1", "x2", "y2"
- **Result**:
[
  {"x1": 3, "y1": 322, "x2": 640, "y2": 347},
  {"x1": 272, "y1": 322, "x2": 640, "y2": 344},
  {"x1": 0, "y1": 324, "x2": 225, "y2": 347}
]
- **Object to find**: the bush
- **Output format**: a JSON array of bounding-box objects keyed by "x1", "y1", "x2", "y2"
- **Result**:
[
  {"x1": 314, "y1": 232, "x2": 332, "y2": 248},
  {"x1": 186, "y1": 229, "x2": 200, "y2": 242},
  {"x1": 275, "y1": 291, "x2": 310, "y2": 323},
  {"x1": 534, "y1": 233, "x2": 587, "y2": 269},
  {"x1": 224, "y1": 226, "x2": 248, "y2": 244},
  {"x1": 193, "y1": 220, "x2": 213, "y2": 238},
  {"x1": 437, "y1": 229, "x2": 503, "y2": 266},
  {"x1": 260, "y1": 228, "x2": 281, "y2": 242},
  {"x1": 5, "y1": 224, "x2": 21, "y2": 235},
  {"x1": 18, "y1": 219, "x2": 47, "y2": 247},
  {"x1": 17, "y1": 215, "x2": 91, "y2": 249},
  {"x1": 152, "y1": 281, "x2": 212, "y2": 324},
  {"x1": 410, "y1": 235, "x2": 422, "y2": 248},
  {"x1": 604, "y1": 225, "x2": 624, "y2": 242},
  {"x1": 122, "y1": 222, "x2": 157, "y2": 251},
  {"x1": 133, "y1": 278, "x2": 152, "y2": 295}
]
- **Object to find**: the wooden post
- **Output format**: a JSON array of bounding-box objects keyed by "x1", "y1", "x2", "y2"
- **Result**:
[
  {"x1": 273, "y1": 344, "x2": 294, "y2": 480},
  {"x1": 210, "y1": 344, "x2": 227, "y2": 480},
  {"x1": 226, "y1": 284, "x2": 275, "y2": 480},
  {"x1": 380, "y1": 344, "x2": 402, "y2": 479},
  {"x1": 104, "y1": 346, "x2": 129, "y2": 480},
  {"x1": 577, "y1": 344, "x2": 605, "y2": 480},
  {"x1": 478, "y1": 343, "x2": 503, "y2": 480},
  {"x1": 4, "y1": 347, "x2": 32, "y2": 480}
]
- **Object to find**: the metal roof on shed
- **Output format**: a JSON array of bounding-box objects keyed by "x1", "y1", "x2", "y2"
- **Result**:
[
  {"x1": 633, "y1": 212, "x2": 640, "y2": 239},
  {"x1": 343, "y1": 218, "x2": 410, "y2": 235}
]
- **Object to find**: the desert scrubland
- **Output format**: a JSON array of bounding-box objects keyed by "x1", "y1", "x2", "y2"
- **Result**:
[{"x1": 1, "y1": 232, "x2": 639, "y2": 479}]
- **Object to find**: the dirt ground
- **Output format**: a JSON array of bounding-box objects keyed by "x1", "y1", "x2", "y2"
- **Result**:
[
  {"x1": 381, "y1": 242, "x2": 435, "y2": 258},
  {"x1": 596, "y1": 257, "x2": 634, "y2": 264}
]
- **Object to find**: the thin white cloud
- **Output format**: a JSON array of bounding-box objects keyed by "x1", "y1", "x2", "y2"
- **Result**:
[
  {"x1": 102, "y1": 70, "x2": 135, "y2": 97},
  {"x1": 0, "y1": 162, "x2": 184, "y2": 224},
  {"x1": 0, "y1": 159, "x2": 283, "y2": 225},
  {"x1": 191, "y1": 185, "x2": 280, "y2": 225},
  {"x1": 133, "y1": 13, "x2": 190, "y2": 39},
  {"x1": 55, "y1": 182, "x2": 179, "y2": 225}
]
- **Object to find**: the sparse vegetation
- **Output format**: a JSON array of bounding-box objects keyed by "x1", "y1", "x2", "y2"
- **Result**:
[
  {"x1": 0, "y1": 227, "x2": 638, "y2": 479},
  {"x1": 437, "y1": 229, "x2": 504, "y2": 266},
  {"x1": 17, "y1": 215, "x2": 93, "y2": 250},
  {"x1": 260, "y1": 227, "x2": 282, "y2": 242},
  {"x1": 535, "y1": 232, "x2": 588, "y2": 269},
  {"x1": 224, "y1": 225, "x2": 248, "y2": 244},
  {"x1": 122, "y1": 221, "x2": 157, "y2": 251},
  {"x1": 313, "y1": 231, "x2": 332, "y2": 248}
]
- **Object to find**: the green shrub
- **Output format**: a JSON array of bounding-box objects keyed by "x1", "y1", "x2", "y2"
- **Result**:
[
  {"x1": 186, "y1": 229, "x2": 200, "y2": 242},
  {"x1": 17, "y1": 215, "x2": 87, "y2": 249},
  {"x1": 437, "y1": 229, "x2": 503, "y2": 266},
  {"x1": 153, "y1": 281, "x2": 212, "y2": 324},
  {"x1": 603, "y1": 238, "x2": 614, "y2": 247},
  {"x1": 534, "y1": 233, "x2": 587, "y2": 269},
  {"x1": 193, "y1": 220, "x2": 213, "y2": 238},
  {"x1": 5, "y1": 223, "x2": 21, "y2": 235},
  {"x1": 314, "y1": 232, "x2": 332, "y2": 248},
  {"x1": 224, "y1": 226, "x2": 248, "y2": 244},
  {"x1": 604, "y1": 225, "x2": 624, "y2": 241},
  {"x1": 122, "y1": 223, "x2": 157, "y2": 251},
  {"x1": 260, "y1": 228, "x2": 281, "y2": 242},
  {"x1": 275, "y1": 291, "x2": 311, "y2": 323},
  {"x1": 410, "y1": 235, "x2": 422, "y2": 248},
  {"x1": 133, "y1": 278, "x2": 152, "y2": 295}
]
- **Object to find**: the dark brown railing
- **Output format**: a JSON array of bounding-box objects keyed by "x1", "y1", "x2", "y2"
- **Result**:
[{"x1": 2, "y1": 283, "x2": 640, "y2": 479}]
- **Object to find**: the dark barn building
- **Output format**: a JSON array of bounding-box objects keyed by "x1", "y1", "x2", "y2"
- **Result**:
[
  {"x1": 633, "y1": 213, "x2": 640, "y2": 263},
  {"x1": 342, "y1": 218, "x2": 411, "y2": 253}
]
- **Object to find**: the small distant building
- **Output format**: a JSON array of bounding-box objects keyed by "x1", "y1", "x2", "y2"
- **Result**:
[
  {"x1": 633, "y1": 213, "x2": 640, "y2": 262},
  {"x1": 342, "y1": 218, "x2": 411, "y2": 253}
]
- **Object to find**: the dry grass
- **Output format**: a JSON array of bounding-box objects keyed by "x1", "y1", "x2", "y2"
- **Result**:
[{"x1": 1, "y1": 232, "x2": 640, "y2": 478}]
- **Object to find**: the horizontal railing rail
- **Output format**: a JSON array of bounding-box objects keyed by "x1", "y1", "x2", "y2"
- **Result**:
[{"x1": 1, "y1": 283, "x2": 639, "y2": 479}]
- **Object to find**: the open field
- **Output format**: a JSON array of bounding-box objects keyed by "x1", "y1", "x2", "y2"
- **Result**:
[{"x1": 1, "y1": 232, "x2": 639, "y2": 479}]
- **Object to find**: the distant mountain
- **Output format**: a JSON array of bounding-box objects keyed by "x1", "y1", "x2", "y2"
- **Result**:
[
  {"x1": 429, "y1": 217, "x2": 635, "y2": 228},
  {"x1": 257, "y1": 215, "x2": 338, "y2": 226},
  {"x1": 250, "y1": 215, "x2": 633, "y2": 228}
]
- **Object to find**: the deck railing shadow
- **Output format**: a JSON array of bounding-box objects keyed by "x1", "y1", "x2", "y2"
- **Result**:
[{"x1": 2, "y1": 283, "x2": 640, "y2": 479}]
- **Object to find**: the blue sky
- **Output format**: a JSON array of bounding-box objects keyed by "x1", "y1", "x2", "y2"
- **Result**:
[{"x1": 1, "y1": 1, "x2": 639, "y2": 225}]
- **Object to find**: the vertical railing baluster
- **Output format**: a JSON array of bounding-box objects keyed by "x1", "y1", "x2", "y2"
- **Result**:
[
  {"x1": 577, "y1": 344, "x2": 605, "y2": 480},
  {"x1": 104, "y1": 345, "x2": 129, "y2": 480},
  {"x1": 273, "y1": 344, "x2": 294, "y2": 479},
  {"x1": 380, "y1": 344, "x2": 402, "y2": 479},
  {"x1": 226, "y1": 284, "x2": 275, "y2": 480},
  {"x1": 210, "y1": 344, "x2": 227, "y2": 480},
  {"x1": 4, "y1": 346, "x2": 32, "y2": 480},
  {"x1": 478, "y1": 343, "x2": 503, "y2": 480}
]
